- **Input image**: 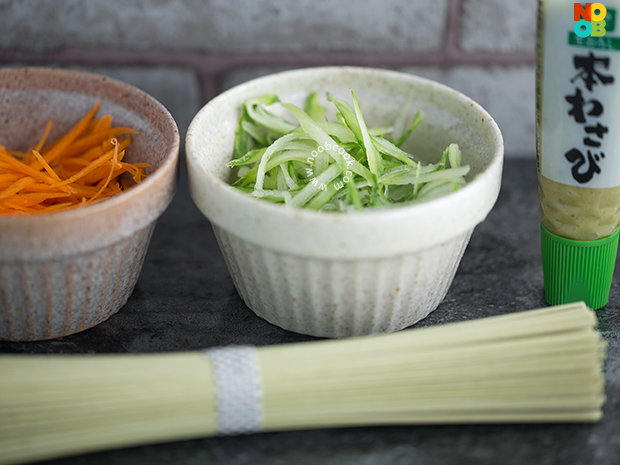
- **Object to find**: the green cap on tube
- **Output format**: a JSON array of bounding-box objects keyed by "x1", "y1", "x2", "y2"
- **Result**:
[{"x1": 540, "y1": 224, "x2": 619, "y2": 309}]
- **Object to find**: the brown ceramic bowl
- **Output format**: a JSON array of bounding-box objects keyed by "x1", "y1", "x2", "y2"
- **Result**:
[{"x1": 0, "y1": 67, "x2": 179, "y2": 341}]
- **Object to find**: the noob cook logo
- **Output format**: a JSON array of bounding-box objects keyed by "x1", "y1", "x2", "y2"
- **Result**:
[
  {"x1": 574, "y1": 3, "x2": 609, "y2": 37},
  {"x1": 569, "y1": 3, "x2": 618, "y2": 49}
]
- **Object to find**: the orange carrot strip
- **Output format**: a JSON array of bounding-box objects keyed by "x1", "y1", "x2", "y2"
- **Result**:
[
  {"x1": 39, "y1": 202, "x2": 76, "y2": 213},
  {"x1": 49, "y1": 147, "x2": 116, "y2": 188},
  {"x1": 8, "y1": 150, "x2": 29, "y2": 160},
  {"x1": 93, "y1": 115, "x2": 113, "y2": 132},
  {"x1": 90, "y1": 140, "x2": 119, "y2": 202},
  {"x1": 0, "y1": 177, "x2": 36, "y2": 200},
  {"x1": 84, "y1": 115, "x2": 112, "y2": 135},
  {"x1": 31, "y1": 102, "x2": 100, "y2": 170},
  {"x1": 119, "y1": 162, "x2": 150, "y2": 182},
  {"x1": 58, "y1": 158, "x2": 93, "y2": 169},
  {"x1": 80, "y1": 145, "x2": 105, "y2": 163},
  {"x1": 79, "y1": 160, "x2": 125, "y2": 186},
  {"x1": 80, "y1": 135, "x2": 131, "y2": 162},
  {"x1": 0, "y1": 205, "x2": 40, "y2": 214},
  {"x1": 1, "y1": 107, "x2": 146, "y2": 215},
  {"x1": 21, "y1": 182, "x2": 67, "y2": 193},
  {"x1": 53, "y1": 183, "x2": 105, "y2": 196},
  {"x1": 0, "y1": 152, "x2": 77, "y2": 194},
  {"x1": 31, "y1": 150, "x2": 61, "y2": 182},
  {"x1": 57, "y1": 128, "x2": 137, "y2": 160},
  {"x1": 91, "y1": 182, "x2": 122, "y2": 200},
  {"x1": 33, "y1": 121, "x2": 54, "y2": 152},
  {"x1": 0, "y1": 161, "x2": 19, "y2": 171},
  {"x1": 2, "y1": 192, "x2": 69, "y2": 208},
  {"x1": 0, "y1": 173, "x2": 23, "y2": 182}
]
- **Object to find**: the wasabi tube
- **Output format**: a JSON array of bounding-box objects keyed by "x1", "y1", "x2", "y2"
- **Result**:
[{"x1": 537, "y1": 0, "x2": 620, "y2": 308}]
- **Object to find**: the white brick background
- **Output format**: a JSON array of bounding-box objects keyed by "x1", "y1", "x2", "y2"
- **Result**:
[{"x1": 0, "y1": 0, "x2": 538, "y2": 157}]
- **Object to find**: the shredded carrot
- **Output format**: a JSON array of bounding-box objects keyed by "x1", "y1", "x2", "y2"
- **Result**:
[
  {"x1": 32, "y1": 121, "x2": 53, "y2": 154},
  {"x1": 0, "y1": 103, "x2": 150, "y2": 215},
  {"x1": 31, "y1": 150, "x2": 62, "y2": 182}
]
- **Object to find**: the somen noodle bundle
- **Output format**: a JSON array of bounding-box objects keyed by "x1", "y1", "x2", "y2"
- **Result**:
[{"x1": 0, "y1": 302, "x2": 606, "y2": 465}]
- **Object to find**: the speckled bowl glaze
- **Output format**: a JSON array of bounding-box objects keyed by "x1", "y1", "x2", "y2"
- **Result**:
[
  {"x1": 186, "y1": 66, "x2": 503, "y2": 338},
  {"x1": 0, "y1": 67, "x2": 179, "y2": 341}
]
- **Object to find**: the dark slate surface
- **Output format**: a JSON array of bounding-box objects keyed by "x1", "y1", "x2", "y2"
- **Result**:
[{"x1": 1, "y1": 158, "x2": 619, "y2": 465}]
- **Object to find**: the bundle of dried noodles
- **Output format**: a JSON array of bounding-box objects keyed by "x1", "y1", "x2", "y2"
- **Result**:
[{"x1": 0, "y1": 302, "x2": 606, "y2": 465}]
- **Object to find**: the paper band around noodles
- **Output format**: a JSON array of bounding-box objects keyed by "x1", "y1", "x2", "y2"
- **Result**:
[{"x1": 203, "y1": 346, "x2": 263, "y2": 435}]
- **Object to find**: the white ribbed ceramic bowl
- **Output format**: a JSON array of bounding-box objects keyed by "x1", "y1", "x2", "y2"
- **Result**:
[
  {"x1": 0, "y1": 67, "x2": 179, "y2": 341},
  {"x1": 186, "y1": 67, "x2": 503, "y2": 338}
]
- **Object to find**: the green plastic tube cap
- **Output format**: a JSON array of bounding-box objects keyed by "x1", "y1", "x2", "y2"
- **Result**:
[{"x1": 541, "y1": 224, "x2": 619, "y2": 309}]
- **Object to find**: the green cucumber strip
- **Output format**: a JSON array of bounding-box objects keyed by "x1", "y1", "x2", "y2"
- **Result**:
[
  {"x1": 280, "y1": 163, "x2": 298, "y2": 189},
  {"x1": 338, "y1": 141, "x2": 361, "y2": 152},
  {"x1": 315, "y1": 121, "x2": 356, "y2": 143},
  {"x1": 265, "y1": 149, "x2": 310, "y2": 167},
  {"x1": 247, "y1": 94, "x2": 279, "y2": 106},
  {"x1": 336, "y1": 112, "x2": 348, "y2": 128},
  {"x1": 282, "y1": 103, "x2": 345, "y2": 163},
  {"x1": 438, "y1": 146, "x2": 450, "y2": 168},
  {"x1": 306, "y1": 182, "x2": 341, "y2": 209},
  {"x1": 339, "y1": 154, "x2": 363, "y2": 210},
  {"x1": 226, "y1": 148, "x2": 266, "y2": 168},
  {"x1": 245, "y1": 96, "x2": 298, "y2": 135},
  {"x1": 348, "y1": 178, "x2": 363, "y2": 210},
  {"x1": 282, "y1": 103, "x2": 376, "y2": 186},
  {"x1": 304, "y1": 91, "x2": 328, "y2": 121},
  {"x1": 379, "y1": 163, "x2": 436, "y2": 179},
  {"x1": 292, "y1": 160, "x2": 309, "y2": 178},
  {"x1": 346, "y1": 159, "x2": 375, "y2": 186},
  {"x1": 368, "y1": 126, "x2": 394, "y2": 137},
  {"x1": 241, "y1": 120, "x2": 269, "y2": 146},
  {"x1": 276, "y1": 167, "x2": 287, "y2": 191},
  {"x1": 369, "y1": 188, "x2": 387, "y2": 207},
  {"x1": 351, "y1": 90, "x2": 384, "y2": 176},
  {"x1": 315, "y1": 150, "x2": 329, "y2": 175},
  {"x1": 287, "y1": 161, "x2": 299, "y2": 185},
  {"x1": 447, "y1": 143, "x2": 462, "y2": 168},
  {"x1": 372, "y1": 136, "x2": 419, "y2": 168},
  {"x1": 326, "y1": 93, "x2": 363, "y2": 143},
  {"x1": 379, "y1": 165, "x2": 470, "y2": 186},
  {"x1": 394, "y1": 110, "x2": 422, "y2": 147},
  {"x1": 416, "y1": 180, "x2": 465, "y2": 201},
  {"x1": 412, "y1": 161, "x2": 422, "y2": 197},
  {"x1": 387, "y1": 184, "x2": 413, "y2": 202},
  {"x1": 250, "y1": 188, "x2": 291, "y2": 203},
  {"x1": 268, "y1": 150, "x2": 316, "y2": 170},
  {"x1": 234, "y1": 165, "x2": 259, "y2": 186},
  {"x1": 265, "y1": 171, "x2": 277, "y2": 190},
  {"x1": 383, "y1": 159, "x2": 404, "y2": 170},
  {"x1": 290, "y1": 163, "x2": 342, "y2": 208},
  {"x1": 255, "y1": 133, "x2": 305, "y2": 190},
  {"x1": 233, "y1": 185, "x2": 253, "y2": 194},
  {"x1": 391, "y1": 94, "x2": 414, "y2": 143},
  {"x1": 233, "y1": 113, "x2": 250, "y2": 159}
]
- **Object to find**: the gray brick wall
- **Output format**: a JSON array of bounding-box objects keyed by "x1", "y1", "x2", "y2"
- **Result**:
[
  {"x1": 460, "y1": 0, "x2": 538, "y2": 52},
  {"x1": 0, "y1": 0, "x2": 449, "y2": 53},
  {"x1": 0, "y1": 0, "x2": 537, "y2": 157}
]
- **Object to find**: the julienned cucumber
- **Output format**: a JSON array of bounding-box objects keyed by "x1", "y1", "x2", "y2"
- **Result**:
[{"x1": 226, "y1": 90, "x2": 469, "y2": 211}]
